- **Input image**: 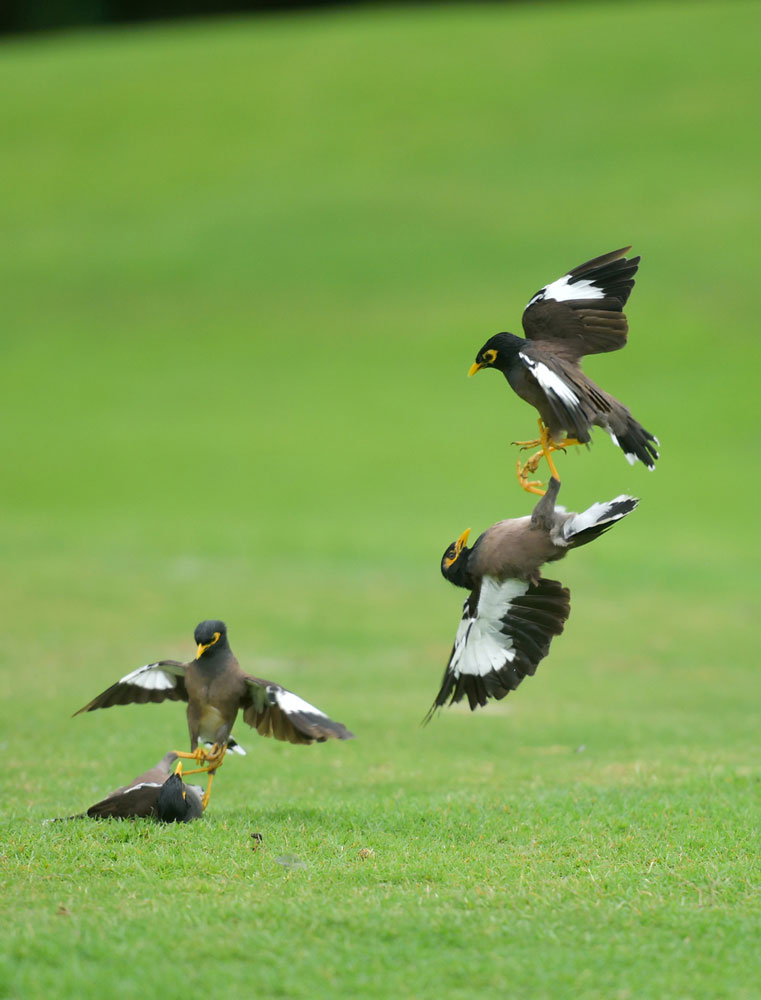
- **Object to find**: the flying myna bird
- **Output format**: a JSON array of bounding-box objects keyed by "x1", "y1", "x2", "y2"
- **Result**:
[
  {"x1": 468, "y1": 247, "x2": 659, "y2": 494},
  {"x1": 74, "y1": 620, "x2": 354, "y2": 809},
  {"x1": 58, "y1": 751, "x2": 204, "y2": 822},
  {"x1": 426, "y1": 478, "x2": 638, "y2": 719}
]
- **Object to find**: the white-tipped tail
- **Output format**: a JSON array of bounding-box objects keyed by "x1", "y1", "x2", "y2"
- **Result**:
[{"x1": 562, "y1": 495, "x2": 639, "y2": 547}]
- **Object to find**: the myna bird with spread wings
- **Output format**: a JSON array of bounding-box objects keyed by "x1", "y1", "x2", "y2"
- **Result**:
[
  {"x1": 426, "y1": 479, "x2": 638, "y2": 719},
  {"x1": 468, "y1": 247, "x2": 659, "y2": 494},
  {"x1": 74, "y1": 619, "x2": 354, "y2": 809}
]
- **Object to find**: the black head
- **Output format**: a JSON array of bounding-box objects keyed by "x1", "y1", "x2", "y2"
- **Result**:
[
  {"x1": 193, "y1": 619, "x2": 229, "y2": 660},
  {"x1": 156, "y1": 774, "x2": 203, "y2": 823},
  {"x1": 441, "y1": 528, "x2": 472, "y2": 588},
  {"x1": 468, "y1": 332, "x2": 522, "y2": 376}
]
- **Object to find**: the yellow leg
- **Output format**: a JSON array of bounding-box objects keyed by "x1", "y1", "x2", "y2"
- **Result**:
[
  {"x1": 201, "y1": 771, "x2": 215, "y2": 811},
  {"x1": 173, "y1": 746, "x2": 210, "y2": 765},
  {"x1": 538, "y1": 422, "x2": 562, "y2": 481},
  {"x1": 175, "y1": 744, "x2": 228, "y2": 807},
  {"x1": 514, "y1": 419, "x2": 583, "y2": 491},
  {"x1": 208, "y1": 744, "x2": 228, "y2": 810}
]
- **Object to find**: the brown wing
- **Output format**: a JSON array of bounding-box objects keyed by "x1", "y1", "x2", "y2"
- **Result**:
[
  {"x1": 522, "y1": 247, "x2": 639, "y2": 358},
  {"x1": 86, "y1": 783, "x2": 163, "y2": 819},
  {"x1": 73, "y1": 660, "x2": 189, "y2": 715},
  {"x1": 241, "y1": 675, "x2": 354, "y2": 745}
]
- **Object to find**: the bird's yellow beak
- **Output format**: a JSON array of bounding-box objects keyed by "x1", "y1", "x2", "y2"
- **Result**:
[
  {"x1": 196, "y1": 631, "x2": 221, "y2": 659},
  {"x1": 444, "y1": 528, "x2": 471, "y2": 569},
  {"x1": 468, "y1": 361, "x2": 483, "y2": 377}
]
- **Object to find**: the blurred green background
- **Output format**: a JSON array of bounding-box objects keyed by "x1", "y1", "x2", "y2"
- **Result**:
[{"x1": 1, "y1": 2, "x2": 759, "y2": 997}]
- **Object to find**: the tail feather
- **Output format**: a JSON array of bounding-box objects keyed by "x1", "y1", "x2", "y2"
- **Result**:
[
  {"x1": 563, "y1": 495, "x2": 639, "y2": 548},
  {"x1": 610, "y1": 420, "x2": 659, "y2": 469}
]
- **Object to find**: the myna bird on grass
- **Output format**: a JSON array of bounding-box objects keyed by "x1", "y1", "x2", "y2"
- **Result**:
[
  {"x1": 426, "y1": 478, "x2": 638, "y2": 719},
  {"x1": 61, "y1": 751, "x2": 203, "y2": 822},
  {"x1": 155, "y1": 772, "x2": 205, "y2": 823},
  {"x1": 74, "y1": 620, "x2": 354, "y2": 809},
  {"x1": 468, "y1": 247, "x2": 659, "y2": 494}
]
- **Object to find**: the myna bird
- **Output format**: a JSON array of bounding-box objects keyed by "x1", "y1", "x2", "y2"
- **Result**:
[
  {"x1": 468, "y1": 247, "x2": 659, "y2": 494},
  {"x1": 155, "y1": 772, "x2": 205, "y2": 823},
  {"x1": 74, "y1": 620, "x2": 354, "y2": 809},
  {"x1": 426, "y1": 478, "x2": 638, "y2": 718},
  {"x1": 61, "y1": 751, "x2": 203, "y2": 822}
]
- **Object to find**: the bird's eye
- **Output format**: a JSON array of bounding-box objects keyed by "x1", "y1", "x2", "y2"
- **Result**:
[{"x1": 483, "y1": 349, "x2": 497, "y2": 365}]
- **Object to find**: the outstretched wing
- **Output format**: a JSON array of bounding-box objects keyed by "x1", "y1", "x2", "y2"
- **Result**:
[
  {"x1": 522, "y1": 247, "x2": 639, "y2": 357},
  {"x1": 73, "y1": 660, "x2": 189, "y2": 715},
  {"x1": 426, "y1": 576, "x2": 570, "y2": 719},
  {"x1": 242, "y1": 676, "x2": 354, "y2": 745}
]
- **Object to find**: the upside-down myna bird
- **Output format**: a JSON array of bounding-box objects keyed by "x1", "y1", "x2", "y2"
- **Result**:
[
  {"x1": 74, "y1": 620, "x2": 354, "y2": 809},
  {"x1": 426, "y1": 478, "x2": 638, "y2": 718},
  {"x1": 60, "y1": 751, "x2": 204, "y2": 822},
  {"x1": 468, "y1": 247, "x2": 659, "y2": 494}
]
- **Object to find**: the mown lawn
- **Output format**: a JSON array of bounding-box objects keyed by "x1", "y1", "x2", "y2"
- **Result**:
[{"x1": 1, "y1": 2, "x2": 759, "y2": 998}]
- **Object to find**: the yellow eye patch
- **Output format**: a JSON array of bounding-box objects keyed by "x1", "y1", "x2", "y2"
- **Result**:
[{"x1": 196, "y1": 631, "x2": 222, "y2": 659}]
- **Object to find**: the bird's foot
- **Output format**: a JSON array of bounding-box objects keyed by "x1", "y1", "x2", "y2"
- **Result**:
[
  {"x1": 511, "y1": 437, "x2": 543, "y2": 451},
  {"x1": 516, "y1": 455, "x2": 547, "y2": 496},
  {"x1": 550, "y1": 437, "x2": 583, "y2": 452},
  {"x1": 204, "y1": 742, "x2": 227, "y2": 769},
  {"x1": 513, "y1": 421, "x2": 579, "y2": 489},
  {"x1": 514, "y1": 435, "x2": 580, "y2": 456},
  {"x1": 176, "y1": 743, "x2": 228, "y2": 778},
  {"x1": 173, "y1": 746, "x2": 211, "y2": 766}
]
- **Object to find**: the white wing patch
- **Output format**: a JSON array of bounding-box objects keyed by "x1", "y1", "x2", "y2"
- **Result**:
[
  {"x1": 448, "y1": 577, "x2": 529, "y2": 678},
  {"x1": 519, "y1": 353, "x2": 580, "y2": 409},
  {"x1": 526, "y1": 273, "x2": 606, "y2": 309},
  {"x1": 268, "y1": 687, "x2": 328, "y2": 718},
  {"x1": 117, "y1": 663, "x2": 178, "y2": 691}
]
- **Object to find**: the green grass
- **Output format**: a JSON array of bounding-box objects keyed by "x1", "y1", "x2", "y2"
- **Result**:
[{"x1": 1, "y1": 2, "x2": 760, "y2": 997}]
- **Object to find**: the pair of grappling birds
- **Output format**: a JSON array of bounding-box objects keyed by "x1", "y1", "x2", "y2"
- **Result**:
[{"x1": 71, "y1": 247, "x2": 656, "y2": 822}]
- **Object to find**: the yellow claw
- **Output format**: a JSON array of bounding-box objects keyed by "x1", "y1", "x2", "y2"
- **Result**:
[
  {"x1": 516, "y1": 456, "x2": 547, "y2": 496},
  {"x1": 513, "y1": 420, "x2": 583, "y2": 493}
]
